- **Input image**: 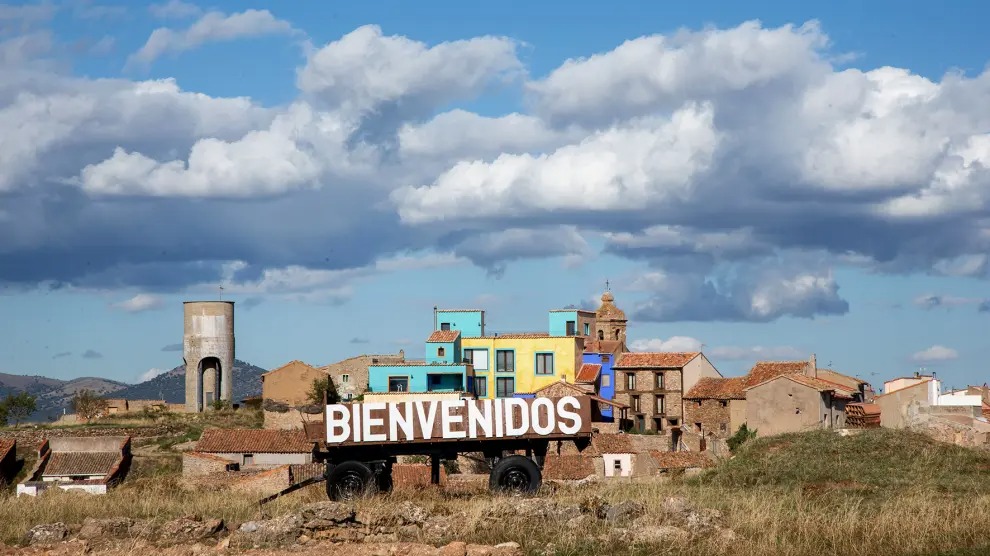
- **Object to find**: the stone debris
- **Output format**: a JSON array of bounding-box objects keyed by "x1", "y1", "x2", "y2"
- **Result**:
[
  {"x1": 603, "y1": 500, "x2": 644, "y2": 522},
  {"x1": 156, "y1": 515, "x2": 225, "y2": 545},
  {"x1": 25, "y1": 522, "x2": 69, "y2": 545}
]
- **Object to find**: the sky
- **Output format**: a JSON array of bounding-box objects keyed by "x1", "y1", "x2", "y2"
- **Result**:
[{"x1": 1, "y1": 0, "x2": 990, "y2": 390}]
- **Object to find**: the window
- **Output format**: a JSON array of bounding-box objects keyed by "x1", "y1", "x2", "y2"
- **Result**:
[
  {"x1": 344, "y1": 393, "x2": 353, "y2": 401},
  {"x1": 566, "y1": 320, "x2": 576, "y2": 336},
  {"x1": 655, "y1": 372, "x2": 664, "y2": 389},
  {"x1": 668, "y1": 418, "x2": 679, "y2": 426},
  {"x1": 496, "y1": 377, "x2": 515, "y2": 398},
  {"x1": 654, "y1": 417, "x2": 665, "y2": 431},
  {"x1": 437, "y1": 347, "x2": 446, "y2": 357},
  {"x1": 695, "y1": 422, "x2": 702, "y2": 433},
  {"x1": 720, "y1": 400, "x2": 727, "y2": 407},
  {"x1": 631, "y1": 395, "x2": 641, "y2": 412},
  {"x1": 341, "y1": 374, "x2": 350, "y2": 384},
  {"x1": 243, "y1": 454, "x2": 254, "y2": 466},
  {"x1": 598, "y1": 330, "x2": 604, "y2": 340},
  {"x1": 464, "y1": 349, "x2": 489, "y2": 371},
  {"x1": 440, "y1": 322, "x2": 451, "y2": 331},
  {"x1": 496, "y1": 350, "x2": 515, "y2": 372},
  {"x1": 613, "y1": 459, "x2": 622, "y2": 472},
  {"x1": 655, "y1": 395, "x2": 665, "y2": 414},
  {"x1": 626, "y1": 373, "x2": 636, "y2": 390},
  {"x1": 388, "y1": 376, "x2": 409, "y2": 392},
  {"x1": 601, "y1": 374, "x2": 611, "y2": 387},
  {"x1": 536, "y1": 353, "x2": 554, "y2": 375},
  {"x1": 474, "y1": 376, "x2": 488, "y2": 397},
  {"x1": 614, "y1": 329, "x2": 620, "y2": 340},
  {"x1": 636, "y1": 416, "x2": 645, "y2": 432},
  {"x1": 600, "y1": 354, "x2": 610, "y2": 363},
  {"x1": 584, "y1": 323, "x2": 590, "y2": 336}
]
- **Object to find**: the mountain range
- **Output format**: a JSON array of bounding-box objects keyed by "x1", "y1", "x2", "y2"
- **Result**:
[{"x1": 0, "y1": 360, "x2": 267, "y2": 422}]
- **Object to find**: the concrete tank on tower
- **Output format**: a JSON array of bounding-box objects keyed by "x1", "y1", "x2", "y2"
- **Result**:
[{"x1": 183, "y1": 301, "x2": 235, "y2": 412}]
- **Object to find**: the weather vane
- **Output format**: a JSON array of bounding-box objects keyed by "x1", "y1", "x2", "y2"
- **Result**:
[{"x1": 219, "y1": 284, "x2": 224, "y2": 300}]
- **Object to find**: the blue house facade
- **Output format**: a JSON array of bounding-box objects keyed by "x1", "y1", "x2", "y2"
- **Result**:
[
  {"x1": 548, "y1": 309, "x2": 596, "y2": 338},
  {"x1": 434, "y1": 309, "x2": 485, "y2": 338},
  {"x1": 582, "y1": 350, "x2": 617, "y2": 419}
]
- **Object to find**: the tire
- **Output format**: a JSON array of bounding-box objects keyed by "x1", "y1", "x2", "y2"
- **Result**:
[
  {"x1": 326, "y1": 461, "x2": 376, "y2": 501},
  {"x1": 489, "y1": 455, "x2": 541, "y2": 495}
]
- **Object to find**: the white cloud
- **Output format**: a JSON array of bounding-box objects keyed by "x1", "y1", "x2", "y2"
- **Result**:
[
  {"x1": 112, "y1": 293, "x2": 164, "y2": 313},
  {"x1": 394, "y1": 104, "x2": 719, "y2": 224},
  {"x1": 149, "y1": 0, "x2": 202, "y2": 19},
  {"x1": 709, "y1": 345, "x2": 805, "y2": 361},
  {"x1": 139, "y1": 367, "x2": 168, "y2": 382},
  {"x1": 127, "y1": 8, "x2": 296, "y2": 68},
  {"x1": 911, "y1": 345, "x2": 959, "y2": 363},
  {"x1": 0, "y1": 3, "x2": 57, "y2": 24},
  {"x1": 630, "y1": 336, "x2": 704, "y2": 352},
  {"x1": 913, "y1": 294, "x2": 990, "y2": 310}
]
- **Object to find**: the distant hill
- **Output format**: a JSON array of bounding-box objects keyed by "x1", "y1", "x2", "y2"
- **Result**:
[
  {"x1": 0, "y1": 360, "x2": 267, "y2": 423},
  {"x1": 111, "y1": 359, "x2": 267, "y2": 404}
]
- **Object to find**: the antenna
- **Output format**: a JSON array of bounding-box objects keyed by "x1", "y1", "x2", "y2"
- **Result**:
[{"x1": 218, "y1": 284, "x2": 224, "y2": 300}]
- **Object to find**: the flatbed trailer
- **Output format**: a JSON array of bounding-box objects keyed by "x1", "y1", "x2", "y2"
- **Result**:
[{"x1": 302, "y1": 395, "x2": 594, "y2": 500}]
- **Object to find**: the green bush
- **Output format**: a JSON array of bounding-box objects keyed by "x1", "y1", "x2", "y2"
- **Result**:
[{"x1": 727, "y1": 423, "x2": 757, "y2": 452}]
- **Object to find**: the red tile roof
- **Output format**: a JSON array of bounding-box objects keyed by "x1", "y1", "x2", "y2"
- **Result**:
[
  {"x1": 816, "y1": 369, "x2": 869, "y2": 391},
  {"x1": 684, "y1": 377, "x2": 747, "y2": 400},
  {"x1": 584, "y1": 340, "x2": 623, "y2": 354},
  {"x1": 543, "y1": 455, "x2": 597, "y2": 480},
  {"x1": 747, "y1": 373, "x2": 855, "y2": 399},
  {"x1": 195, "y1": 429, "x2": 315, "y2": 454},
  {"x1": 0, "y1": 439, "x2": 14, "y2": 460},
  {"x1": 42, "y1": 452, "x2": 121, "y2": 477},
  {"x1": 745, "y1": 361, "x2": 809, "y2": 387},
  {"x1": 483, "y1": 333, "x2": 551, "y2": 339},
  {"x1": 615, "y1": 352, "x2": 700, "y2": 368},
  {"x1": 427, "y1": 330, "x2": 461, "y2": 343},
  {"x1": 576, "y1": 363, "x2": 602, "y2": 383},
  {"x1": 649, "y1": 450, "x2": 715, "y2": 469},
  {"x1": 592, "y1": 433, "x2": 634, "y2": 454}
]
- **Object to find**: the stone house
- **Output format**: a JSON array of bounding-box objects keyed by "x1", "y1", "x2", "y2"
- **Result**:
[
  {"x1": 262, "y1": 360, "x2": 335, "y2": 407},
  {"x1": 17, "y1": 436, "x2": 131, "y2": 496},
  {"x1": 321, "y1": 352, "x2": 407, "y2": 402},
  {"x1": 744, "y1": 373, "x2": 855, "y2": 436},
  {"x1": 683, "y1": 376, "x2": 747, "y2": 451},
  {"x1": 0, "y1": 439, "x2": 17, "y2": 484},
  {"x1": 192, "y1": 429, "x2": 315, "y2": 469},
  {"x1": 532, "y1": 379, "x2": 629, "y2": 429},
  {"x1": 612, "y1": 351, "x2": 721, "y2": 438}
]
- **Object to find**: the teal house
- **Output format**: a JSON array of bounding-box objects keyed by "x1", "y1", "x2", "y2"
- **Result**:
[{"x1": 368, "y1": 329, "x2": 474, "y2": 394}]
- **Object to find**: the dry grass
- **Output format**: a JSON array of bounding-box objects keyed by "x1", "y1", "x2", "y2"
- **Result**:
[{"x1": 1, "y1": 428, "x2": 989, "y2": 555}]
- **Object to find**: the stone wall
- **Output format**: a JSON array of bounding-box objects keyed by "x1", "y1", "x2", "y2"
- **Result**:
[
  {"x1": 323, "y1": 353, "x2": 406, "y2": 401},
  {"x1": 613, "y1": 369, "x2": 683, "y2": 432},
  {"x1": 684, "y1": 399, "x2": 733, "y2": 437},
  {"x1": 263, "y1": 408, "x2": 325, "y2": 430},
  {"x1": 182, "y1": 452, "x2": 231, "y2": 478}
]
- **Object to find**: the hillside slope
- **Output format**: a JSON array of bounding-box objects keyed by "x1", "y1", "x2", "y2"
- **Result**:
[{"x1": 111, "y1": 359, "x2": 267, "y2": 404}]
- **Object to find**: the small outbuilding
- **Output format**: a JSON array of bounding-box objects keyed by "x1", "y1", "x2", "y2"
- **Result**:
[
  {"x1": 192, "y1": 429, "x2": 316, "y2": 469},
  {"x1": 17, "y1": 436, "x2": 131, "y2": 496}
]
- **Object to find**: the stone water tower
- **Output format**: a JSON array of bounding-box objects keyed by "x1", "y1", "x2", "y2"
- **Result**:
[{"x1": 183, "y1": 301, "x2": 235, "y2": 412}]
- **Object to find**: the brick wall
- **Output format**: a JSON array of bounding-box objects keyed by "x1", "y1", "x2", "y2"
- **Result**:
[{"x1": 182, "y1": 452, "x2": 231, "y2": 478}]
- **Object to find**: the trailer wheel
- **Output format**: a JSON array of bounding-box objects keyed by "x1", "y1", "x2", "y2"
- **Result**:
[
  {"x1": 326, "y1": 461, "x2": 376, "y2": 501},
  {"x1": 489, "y1": 455, "x2": 541, "y2": 495}
]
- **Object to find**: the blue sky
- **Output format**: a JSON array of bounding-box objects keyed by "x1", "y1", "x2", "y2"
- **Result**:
[{"x1": 2, "y1": 0, "x2": 989, "y2": 390}]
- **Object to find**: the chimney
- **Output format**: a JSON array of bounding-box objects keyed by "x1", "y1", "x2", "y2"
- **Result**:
[
  {"x1": 807, "y1": 353, "x2": 817, "y2": 377},
  {"x1": 399, "y1": 349, "x2": 405, "y2": 360},
  {"x1": 914, "y1": 371, "x2": 920, "y2": 378}
]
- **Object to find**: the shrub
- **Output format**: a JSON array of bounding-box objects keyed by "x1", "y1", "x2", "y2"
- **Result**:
[{"x1": 727, "y1": 423, "x2": 757, "y2": 452}]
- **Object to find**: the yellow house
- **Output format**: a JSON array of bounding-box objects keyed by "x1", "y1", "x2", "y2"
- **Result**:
[{"x1": 460, "y1": 334, "x2": 584, "y2": 399}]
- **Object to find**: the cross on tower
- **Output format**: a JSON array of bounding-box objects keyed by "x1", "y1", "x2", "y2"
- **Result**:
[{"x1": 605, "y1": 279, "x2": 610, "y2": 292}]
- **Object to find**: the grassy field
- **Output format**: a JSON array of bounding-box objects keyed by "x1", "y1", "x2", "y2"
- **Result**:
[{"x1": 1, "y1": 427, "x2": 989, "y2": 555}]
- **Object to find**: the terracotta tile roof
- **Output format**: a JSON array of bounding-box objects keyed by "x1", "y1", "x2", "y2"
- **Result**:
[
  {"x1": 186, "y1": 451, "x2": 235, "y2": 464},
  {"x1": 584, "y1": 339, "x2": 623, "y2": 354},
  {"x1": 593, "y1": 433, "x2": 634, "y2": 454},
  {"x1": 684, "y1": 376, "x2": 747, "y2": 400},
  {"x1": 816, "y1": 369, "x2": 869, "y2": 391},
  {"x1": 576, "y1": 363, "x2": 602, "y2": 383},
  {"x1": 262, "y1": 360, "x2": 320, "y2": 376},
  {"x1": 42, "y1": 452, "x2": 121, "y2": 477},
  {"x1": 751, "y1": 373, "x2": 855, "y2": 399},
  {"x1": 615, "y1": 352, "x2": 699, "y2": 368},
  {"x1": 543, "y1": 455, "x2": 597, "y2": 480},
  {"x1": 0, "y1": 439, "x2": 14, "y2": 460},
  {"x1": 846, "y1": 403, "x2": 881, "y2": 415},
  {"x1": 745, "y1": 361, "x2": 809, "y2": 387},
  {"x1": 195, "y1": 429, "x2": 315, "y2": 454},
  {"x1": 532, "y1": 380, "x2": 629, "y2": 409},
  {"x1": 427, "y1": 330, "x2": 461, "y2": 343},
  {"x1": 482, "y1": 333, "x2": 551, "y2": 339},
  {"x1": 649, "y1": 450, "x2": 715, "y2": 469}
]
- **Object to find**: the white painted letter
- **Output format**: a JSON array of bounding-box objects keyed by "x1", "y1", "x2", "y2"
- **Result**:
[
  {"x1": 326, "y1": 405, "x2": 350, "y2": 443},
  {"x1": 362, "y1": 402, "x2": 387, "y2": 442},
  {"x1": 352, "y1": 404, "x2": 362, "y2": 442},
  {"x1": 389, "y1": 402, "x2": 414, "y2": 441},
  {"x1": 504, "y1": 398, "x2": 529, "y2": 436},
  {"x1": 556, "y1": 396, "x2": 582, "y2": 435},
  {"x1": 415, "y1": 400, "x2": 439, "y2": 440},
  {"x1": 530, "y1": 398, "x2": 555, "y2": 435},
  {"x1": 440, "y1": 400, "x2": 466, "y2": 439},
  {"x1": 468, "y1": 399, "x2": 494, "y2": 438},
  {"x1": 493, "y1": 398, "x2": 505, "y2": 437}
]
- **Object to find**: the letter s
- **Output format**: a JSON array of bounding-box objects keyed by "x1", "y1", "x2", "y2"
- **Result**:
[{"x1": 556, "y1": 396, "x2": 582, "y2": 435}]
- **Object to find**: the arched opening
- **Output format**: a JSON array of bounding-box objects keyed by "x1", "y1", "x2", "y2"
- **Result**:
[
  {"x1": 613, "y1": 329, "x2": 620, "y2": 340},
  {"x1": 199, "y1": 357, "x2": 222, "y2": 410},
  {"x1": 597, "y1": 330, "x2": 604, "y2": 340}
]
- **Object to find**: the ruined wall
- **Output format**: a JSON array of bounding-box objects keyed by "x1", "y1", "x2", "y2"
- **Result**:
[
  {"x1": 684, "y1": 399, "x2": 732, "y2": 437},
  {"x1": 182, "y1": 452, "x2": 231, "y2": 478},
  {"x1": 263, "y1": 409, "x2": 324, "y2": 430}
]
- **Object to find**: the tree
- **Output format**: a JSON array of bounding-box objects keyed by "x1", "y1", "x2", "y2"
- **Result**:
[
  {"x1": 2, "y1": 392, "x2": 37, "y2": 426},
  {"x1": 71, "y1": 389, "x2": 108, "y2": 423},
  {"x1": 307, "y1": 376, "x2": 339, "y2": 405},
  {"x1": 727, "y1": 423, "x2": 758, "y2": 453},
  {"x1": 0, "y1": 402, "x2": 8, "y2": 427}
]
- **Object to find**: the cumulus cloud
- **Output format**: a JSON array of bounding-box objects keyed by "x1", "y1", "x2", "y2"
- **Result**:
[
  {"x1": 82, "y1": 349, "x2": 103, "y2": 359},
  {"x1": 630, "y1": 336, "x2": 704, "y2": 352},
  {"x1": 709, "y1": 345, "x2": 805, "y2": 361},
  {"x1": 127, "y1": 8, "x2": 296, "y2": 68},
  {"x1": 451, "y1": 227, "x2": 589, "y2": 277},
  {"x1": 139, "y1": 367, "x2": 168, "y2": 382},
  {"x1": 913, "y1": 294, "x2": 990, "y2": 311},
  {"x1": 911, "y1": 345, "x2": 959, "y2": 363},
  {"x1": 112, "y1": 293, "x2": 164, "y2": 312}
]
